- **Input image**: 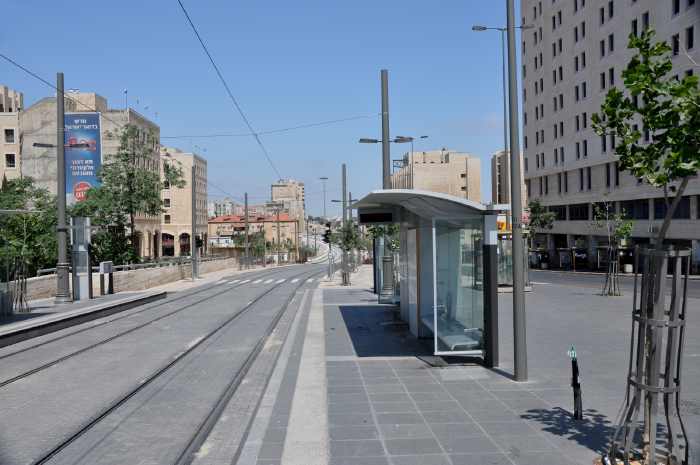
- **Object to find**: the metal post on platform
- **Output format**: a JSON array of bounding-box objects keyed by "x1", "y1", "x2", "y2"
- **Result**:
[
  {"x1": 191, "y1": 166, "x2": 198, "y2": 280},
  {"x1": 55, "y1": 72, "x2": 71, "y2": 304},
  {"x1": 341, "y1": 164, "x2": 349, "y2": 285},
  {"x1": 483, "y1": 215, "x2": 499, "y2": 368},
  {"x1": 244, "y1": 192, "x2": 250, "y2": 269},
  {"x1": 506, "y1": 0, "x2": 528, "y2": 381}
]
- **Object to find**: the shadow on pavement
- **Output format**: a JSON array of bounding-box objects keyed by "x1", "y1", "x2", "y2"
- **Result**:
[
  {"x1": 339, "y1": 305, "x2": 433, "y2": 357},
  {"x1": 520, "y1": 407, "x2": 614, "y2": 455}
]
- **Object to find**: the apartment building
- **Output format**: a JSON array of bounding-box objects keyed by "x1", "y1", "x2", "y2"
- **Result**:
[
  {"x1": 391, "y1": 149, "x2": 482, "y2": 203},
  {"x1": 160, "y1": 147, "x2": 208, "y2": 257},
  {"x1": 522, "y1": 0, "x2": 700, "y2": 269},
  {"x1": 491, "y1": 150, "x2": 526, "y2": 208},
  {"x1": 0, "y1": 86, "x2": 23, "y2": 181},
  {"x1": 21, "y1": 91, "x2": 163, "y2": 258},
  {"x1": 271, "y1": 179, "x2": 306, "y2": 229},
  {"x1": 208, "y1": 213, "x2": 299, "y2": 251}
]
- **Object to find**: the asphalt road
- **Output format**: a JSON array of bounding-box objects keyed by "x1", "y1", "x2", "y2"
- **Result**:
[
  {"x1": 0, "y1": 264, "x2": 324, "y2": 465},
  {"x1": 529, "y1": 269, "x2": 700, "y2": 299}
]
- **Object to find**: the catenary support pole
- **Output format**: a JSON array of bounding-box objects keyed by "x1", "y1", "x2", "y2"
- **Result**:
[
  {"x1": 506, "y1": 0, "x2": 528, "y2": 381},
  {"x1": 55, "y1": 72, "x2": 71, "y2": 303},
  {"x1": 381, "y1": 70, "x2": 390, "y2": 189},
  {"x1": 244, "y1": 192, "x2": 250, "y2": 269},
  {"x1": 276, "y1": 206, "x2": 281, "y2": 266},
  {"x1": 341, "y1": 164, "x2": 349, "y2": 285},
  {"x1": 500, "y1": 29, "x2": 511, "y2": 205},
  {"x1": 191, "y1": 165, "x2": 198, "y2": 279}
]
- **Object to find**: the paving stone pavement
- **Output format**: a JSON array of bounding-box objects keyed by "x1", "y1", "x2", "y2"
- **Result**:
[{"x1": 245, "y1": 265, "x2": 700, "y2": 465}]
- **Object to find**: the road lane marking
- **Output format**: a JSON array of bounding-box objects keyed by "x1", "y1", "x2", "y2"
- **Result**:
[
  {"x1": 276, "y1": 279, "x2": 286, "y2": 284},
  {"x1": 264, "y1": 279, "x2": 274, "y2": 284},
  {"x1": 240, "y1": 279, "x2": 250, "y2": 284},
  {"x1": 231, "y1": 279, "x2": 240, "y2": 283},
  {"x1": 306, "y1": 278, "x2": 313, "y2": 283},
  {"x1": 291, "y1": 278, "x2": 299, "y2": 283},
  {"x1": 253, "y1": 279, "x2": 262, "y2": 284}
]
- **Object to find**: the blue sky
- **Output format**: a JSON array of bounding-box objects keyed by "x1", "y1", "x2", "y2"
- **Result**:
[{"x1": 2, "y1": 0, "x2": 521, "y2": 217}]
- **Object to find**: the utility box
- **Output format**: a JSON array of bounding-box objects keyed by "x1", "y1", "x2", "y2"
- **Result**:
[{"x1": 71, "y1": 217, "x2": 92, "y2": 301}]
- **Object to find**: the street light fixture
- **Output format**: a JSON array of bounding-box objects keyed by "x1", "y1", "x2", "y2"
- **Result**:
[{"x1": 319, "y1": 176, "x2": 329, "y2": 219}]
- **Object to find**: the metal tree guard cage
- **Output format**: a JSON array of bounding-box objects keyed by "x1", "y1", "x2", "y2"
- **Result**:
[{"x1": 605, "y1": 247, "x2": 690, "y2": 465}]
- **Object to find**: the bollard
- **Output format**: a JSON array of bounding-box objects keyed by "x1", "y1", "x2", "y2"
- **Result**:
[
  {"x1": 99, "y1": 261, "x2": 114, "y2": 296},
  {"x1": 568, "y1": 345, "x2": 583, "y2": 420}
]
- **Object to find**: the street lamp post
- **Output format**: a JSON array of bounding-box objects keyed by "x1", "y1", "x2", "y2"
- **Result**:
[
  {"x1": 319, "y1": 177, "x2": 328, "y2": 219},
  {"x1": 472, "y1": 23, "x2": 533, "y2": 205},
  {"x1": 55, "y1": 72, "x2": 70, "y2": 303},
  {"x1": 359, "y1": 135, "x2": 428, "y2": 189}
]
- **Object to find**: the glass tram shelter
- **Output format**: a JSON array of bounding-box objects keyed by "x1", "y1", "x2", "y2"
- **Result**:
[{"x1": 354, "y1": 189, "x2": 506, "y2": 367}]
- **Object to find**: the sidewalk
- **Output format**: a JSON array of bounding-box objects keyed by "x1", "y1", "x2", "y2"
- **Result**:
[{"x1": 238, "y1": 264, "x2": 700, "y2": 465}]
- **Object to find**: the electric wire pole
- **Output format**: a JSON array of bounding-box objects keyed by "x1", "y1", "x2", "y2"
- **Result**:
[
  {"x1": 341, "y1": 164, "x2": 349, "y2": 285},
  {"x1": 506, "y1": 0, "x2": 528, "y2": 381},
  {"x1": 55, "y1": 72, "x2": 71, "y2": 303},
  {"x1": 191, "y1": 165, "x2": 198, "y2": 280},
  {"x1": 244, "y1": 192, "x2": 249, "y2": 269}
]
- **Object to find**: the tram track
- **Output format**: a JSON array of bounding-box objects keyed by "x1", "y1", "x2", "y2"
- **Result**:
[
  {"x1": 0, "y1": 267, "x2": 291, "y2": 387},
  {"x1": 0, "y1": 266, "x2": 286, "y2": 362},
  {"x1": 30, "y1": 267, "x2": 324, "y2": 465}
]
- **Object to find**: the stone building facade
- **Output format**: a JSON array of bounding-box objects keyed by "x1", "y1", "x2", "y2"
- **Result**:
[
  {"x1": 391, "y1": 149, "x2": 481, "y2": 203},
  {"x1": 522, "y1": 0, "x2": 700, "y2": 269},
  {"x1": 160, "y1": 147, "x2": 208, "y2": 257},
  {"x1": 0, "y1": 85, "x2": 22, "y2": 181}
]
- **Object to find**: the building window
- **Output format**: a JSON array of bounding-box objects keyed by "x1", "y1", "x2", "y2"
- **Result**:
[
  {"x1": 575, "y1": 56, "x2": 579, "y2": 71},
  {"x1": 609, "y1": 68, "x2": 615, "y2": 86},
  {"x1": 599, "y1": 6, "x2": 605, "y2": 24},
  {"x1": 687, "y1": 26, "x2": 695, "y2": 50},
  {"x1": 575, "y1": 85, "x2": 580, "y2": 101},
  {"x1": 164, "y1": 198, "x2": 171, "y2": 208},
  {"x1": 164, "y1": 214, "x2": 171, "y2": 224},
  {"x1": 576, "y1": 142, "x2": 581, "y2": 159},
  {"x1": 163, "y1": 180, "x2": 170, "y2": 189},
  {"x1": 559, "y1": 66, "x2": 563, "y2": 81},
  {"x1": 582, "y1": 81, "x2": 587, "y2": 98},
  {"x1": 601, "y1": 134, "x2": 607, "y2": 153},
  {"x1": 570, "y1": 203, "x2": 589, "y2": 220},
  {"x1": 551, "y1": 205, "x2": 567, "y2": 220},
  {"x1": 587, "y1": 166, "x2": 592, "y2": 190},
  {"x1": 600, "y1": 40, "x2": 606, "y2": 58},
  {"x1": 5, "y1": 153, "x2": 16, "y2": 168},
  {"x1": 606, "y1": 163, "x2": 611, "y2": 187},
  {"x1": 582, "y1": 51, "x2": 586, "y2": 68},
  {"x1": 558, "y1": 173, "x2": 563, "y2": 193},
  {"x1": 608, "y1": 0, "x2": 613, "y2": 18},
  {"x1": 560, "y1": 147, "x2": 565, "y2": 163},
  {"x1": 545, "y1": 176, "x2": 549, "y2": 195},
  {"x1": 600, "y1": 72, "x2": 606, "y2": 90},
  {"x1": 672, "y1": 34, "x2": 680, "y2": 55},
  {"x1": 642, "y1": 12, "x2": 650, "y2": 30},
  {"x1": 4, "y1": 129, "x2": 15, "y2": 144},
  {"x1": 615, "y1": 162, "x2": 620, "y2": 186},
  {"x1": 655, "y1": 196, "x2": 691, "y2": 219},
  {"x1": 583, "y1": 112, "x2": 588, "y2": 128},
  {"x1": 581, "y1": 21, "x2": 586, "y2": 38},
  {"x1": 579, "y1": 168, "x2": 584, "y2": 190},
  {"x1": 525, "y1": 158, "x2": 529, "y2": 171},
  {"x1": 576, "y1": 115, "x2": 580, "y2": 131},
  {"x1": 609, "y1": 34, "x2": 614, "y2": 52},
  {"x1": 539, "y1": 177, "x2": 543, "y2": 196},
  {"x1": 631, "y1": 19, "x2": 638, "y2": 38},
  {"x1": 564, "y1": 171, "x2": 569, "y2": 192},
  {"x1": 583, "y1": 139, "x2": 588, "y2": 157},
  {"x1": 673, "y1": 0, "x2": 681, "y2": 15}
]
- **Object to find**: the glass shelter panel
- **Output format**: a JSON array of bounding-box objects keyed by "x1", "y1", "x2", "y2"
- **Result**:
[{"x1": 434, "y1": 219, "x2": 484, "y2": 355}]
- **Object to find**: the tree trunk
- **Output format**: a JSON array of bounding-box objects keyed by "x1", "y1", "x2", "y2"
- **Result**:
[{"x1": 654, "y1": 177, "x2": 689, "y2": 250}]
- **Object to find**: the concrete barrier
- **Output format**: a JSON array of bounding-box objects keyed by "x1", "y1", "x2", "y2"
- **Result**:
[{"x1": 23, "y1": 257, "x2": 240, "y2": 301}]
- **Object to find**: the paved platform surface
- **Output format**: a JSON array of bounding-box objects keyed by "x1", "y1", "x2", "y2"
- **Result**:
[{"x1": 239, "y1": 265, "x2": 700, "y2": 465}]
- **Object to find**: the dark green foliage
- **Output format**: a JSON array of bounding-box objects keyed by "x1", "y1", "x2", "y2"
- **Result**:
[
  {"x1": 592, "y1": 30, "x2": 700, "y2": 244},
  {"x1": 0, "y1": 177, "x2": 58, "y2": 280}
]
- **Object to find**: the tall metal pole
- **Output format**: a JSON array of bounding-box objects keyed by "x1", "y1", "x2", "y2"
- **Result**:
[
  {"x1": 276, "y1": 206, "x2": 281, "y2": 266},
  {"x1": 305, "y1": 218, "x2": 309, "y2": 262},
  {"x1": 55, "y1": 72, "x2": 71, "y2": 303},
  {"x1": 506, "y1": 0, "x2": 528, "y2": 381},
  {"x1": 244, "y1": 192, "x2": 250, "y2": 269},
  {"x1": 320, "y1": 177, "x2": 328, "y2": 218},
  {"x1": 501, "y1": 29, "x2": 511, "y2": 204},
  {"x1": 191, "y1": 165, "x2": 198, "y2": 279},
  {"x1": 341, "y1": 164, "x2": 349, "y2": 285},
  {"x1": 381, "y1": 70, "x2": 391, "y2": 189}
]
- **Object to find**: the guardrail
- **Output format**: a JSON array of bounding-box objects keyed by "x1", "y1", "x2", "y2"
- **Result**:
[{"x1": 36, "y1": 255, "x2": 230, "y2": 276}]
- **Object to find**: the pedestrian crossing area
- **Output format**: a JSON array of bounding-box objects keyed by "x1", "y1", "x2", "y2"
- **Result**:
[{"x1": 226, "y1": 276, "x2": 323, "y2": 288}]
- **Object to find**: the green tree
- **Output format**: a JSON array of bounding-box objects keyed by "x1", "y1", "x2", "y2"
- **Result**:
[
  {"x1": 592, "y1": 29, "x2": 700, "y2": 249},
  {"x1": 72, "y1": 125, "x2": 185, "y2": 263},
  {"x1": 525, "y1": 200, "x2": 555, "y2": 249},
  {"x1": 591, "y1": 201, "x2": 633, "y2": 296},
  {"x1": 0, "y1": 177, "x2": 58, "y2": 279}
]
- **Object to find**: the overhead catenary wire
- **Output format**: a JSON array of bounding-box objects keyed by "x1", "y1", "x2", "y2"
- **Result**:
[{"x1": 176, "y1": 0, "x2": 282, "y2": 180}]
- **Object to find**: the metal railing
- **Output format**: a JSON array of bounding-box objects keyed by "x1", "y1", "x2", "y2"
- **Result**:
[{"x1": 36, "y1": 254, "x2": 230, "y2": 276}]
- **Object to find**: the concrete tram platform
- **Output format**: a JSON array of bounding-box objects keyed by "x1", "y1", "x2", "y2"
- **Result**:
[{"x1": 232, "y1": 264, "x2": 700, "y2": 465}]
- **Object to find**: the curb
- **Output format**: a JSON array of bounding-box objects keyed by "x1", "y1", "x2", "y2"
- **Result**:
[
  {"x1": 0, "y1": 291, "x2": 167, "y2": 348},
  {"x1": 529, "y1": 268, "x2": 700, "y2": 280}
]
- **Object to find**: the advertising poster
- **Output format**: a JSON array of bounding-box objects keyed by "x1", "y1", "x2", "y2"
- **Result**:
[{"x1": 64, "y1": 112, "x2": 102, "y2": 204}]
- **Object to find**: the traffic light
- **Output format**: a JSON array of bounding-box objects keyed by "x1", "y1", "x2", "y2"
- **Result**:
[{"x1": 322, "y1": 222, "x2": 332, "y2": 244}]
